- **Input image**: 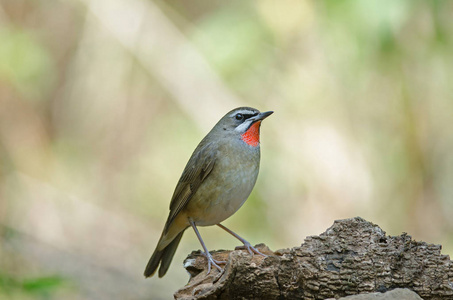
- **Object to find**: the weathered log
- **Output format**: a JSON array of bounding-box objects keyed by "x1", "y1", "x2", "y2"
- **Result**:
[{"x1": 174, "y1": 217, "x2": 453, "y2": 299}]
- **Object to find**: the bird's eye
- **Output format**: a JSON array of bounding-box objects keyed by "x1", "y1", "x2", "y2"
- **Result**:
[{"x1": 235, "y1": 113, "x2": 244, "y2": 121}]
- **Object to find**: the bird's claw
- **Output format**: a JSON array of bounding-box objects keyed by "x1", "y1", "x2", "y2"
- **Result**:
[
  {"x1": 201, "y1": 251, "x2": 226, "y2": 275},
  {"x1": 241, "y1": 241, "x2": 268, "y2": 257}
]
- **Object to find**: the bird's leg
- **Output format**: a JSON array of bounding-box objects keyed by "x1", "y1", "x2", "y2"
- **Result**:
[
  {"x1": 217, "y1": 223, "x2": 267, "y2": 257},
  {"x1": 200, "y1": 252, "x2": 227, "y2": 265},
  {"x1": 189, "y1": 220, "x2": 224, "y2": 275}
]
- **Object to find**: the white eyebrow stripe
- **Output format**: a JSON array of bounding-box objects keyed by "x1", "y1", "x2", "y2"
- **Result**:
[{"x1": 229, "y1": 109, "x2": 257, "y2": 117}]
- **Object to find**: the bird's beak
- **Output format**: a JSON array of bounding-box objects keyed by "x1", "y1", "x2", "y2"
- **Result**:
[{"x1": 251, "y1": 111, "x2": 273, "y2": 123}]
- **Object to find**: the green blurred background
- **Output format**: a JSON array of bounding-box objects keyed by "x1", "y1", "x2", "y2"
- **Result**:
[{"x1": 1, "y1": 0, "x2": 453, "y2": 299}]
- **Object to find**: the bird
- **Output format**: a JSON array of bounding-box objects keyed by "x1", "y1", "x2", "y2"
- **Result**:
[{"x1": 144, "y1": 107, "x2": 273, "y2": 278}]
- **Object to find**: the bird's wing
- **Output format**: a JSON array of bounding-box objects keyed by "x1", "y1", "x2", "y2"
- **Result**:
[{"x1": 164, "y1": 142, "x2": 217, "y2": 233}]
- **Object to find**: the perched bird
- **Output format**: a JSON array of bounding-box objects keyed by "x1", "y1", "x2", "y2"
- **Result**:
[{"x1": 144, "y1": 107, "x2": 273, "y2": 278}]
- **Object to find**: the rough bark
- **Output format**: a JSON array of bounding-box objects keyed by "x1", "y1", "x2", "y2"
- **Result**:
[
  {"x1": 174, "y1": 217, "x2": 453, "y2": 300},
  {"x1": 328, "y1": 288, "x2": 422, "y2": 299}
]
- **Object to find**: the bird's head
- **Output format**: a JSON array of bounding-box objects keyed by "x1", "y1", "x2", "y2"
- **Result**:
[{"x1": 213, "y1": 107, "x2": 273, "y2": 147}]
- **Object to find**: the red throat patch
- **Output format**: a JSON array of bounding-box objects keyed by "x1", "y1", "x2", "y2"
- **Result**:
[{"x1": 241, "y1": 121, "x2": 261, "y2": 147}]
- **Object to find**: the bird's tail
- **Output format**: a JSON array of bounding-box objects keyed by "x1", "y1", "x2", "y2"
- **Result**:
[{"x1": 144, "y1": 230, "x2": 185, "y2": 278}]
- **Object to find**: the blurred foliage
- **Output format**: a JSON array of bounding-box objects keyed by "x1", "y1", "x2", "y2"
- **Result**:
[
  {"x1": 1, "y1": 0, "x2": 453, "y2": 299},
  {"x1": 0, "y1": 26, "x2": 55, "y2": 100},
  {"x1": 190, "y1": 4, "x2": 274, "y2": 83},
  {"x1": 0, "y1": 273, "x2": 67, "y2": 299}
]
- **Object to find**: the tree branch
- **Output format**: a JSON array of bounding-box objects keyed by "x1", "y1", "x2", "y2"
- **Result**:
[{"x1": 175, "y1": 217, "x2": 453, "y2": 299}]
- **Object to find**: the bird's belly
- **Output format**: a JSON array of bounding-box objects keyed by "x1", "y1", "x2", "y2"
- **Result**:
[
  {"x1": 186, "y1": 158, "x2": 259, "y2": 226},
  {"x1": 197, "y1": 185, "x2": 251, "y2": 226}
]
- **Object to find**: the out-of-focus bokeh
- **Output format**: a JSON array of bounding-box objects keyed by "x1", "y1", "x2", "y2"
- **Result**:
[{"x1": 1, "y1": 0, "x2": 453, "y2": 299}]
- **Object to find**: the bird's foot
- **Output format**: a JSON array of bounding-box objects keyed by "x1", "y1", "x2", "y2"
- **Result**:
[
  {"x1": 201, "y1": 252, "x2": 226, "y2": 275},
  {"x1": 201, "y1": 252, "x2": 227, "y2": 265},
  {"x1": 238, "y1": 241, "x2": 268, "y2": 257}
]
